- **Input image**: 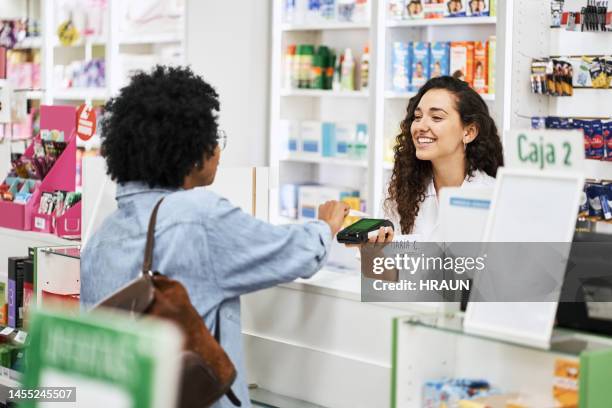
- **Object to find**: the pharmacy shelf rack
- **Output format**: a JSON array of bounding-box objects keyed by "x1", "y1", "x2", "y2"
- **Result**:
[
  {"x1": 384, "y1": 90, "x2": 495, "y2": 102},
  {"x1": 280, "y1": 88, "x2": 370, "y2": 98},
  {"x1": 270, "y1": 0, "x2": 510, "y2": 224},
  {"x1": 281, "y1": 154, "x2": 369, "y2": 168},
  {"x1": 386, "y1": 16, "x2": 496, "y2": 28},
  {"x1": 282, "y1": 22, "x2": 371, "y2": 31}
]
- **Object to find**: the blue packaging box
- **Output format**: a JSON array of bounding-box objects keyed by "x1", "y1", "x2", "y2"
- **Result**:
[
  {"x1": 430, "y1": 42, "x2": 450, "y2": 79},
  {"x1": 410, "y1": 42, "x2": 430, "y2": 92},
  {"x1": 392, "y1": 42, "x2": 411, "y2": 92}
]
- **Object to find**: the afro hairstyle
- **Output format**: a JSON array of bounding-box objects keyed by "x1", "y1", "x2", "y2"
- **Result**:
[{"x1": 101, "y1": 65, "x2": 220, "y2": 188}]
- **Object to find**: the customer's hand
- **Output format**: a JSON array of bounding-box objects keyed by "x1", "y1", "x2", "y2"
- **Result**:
[{"x1": 318, "y1": 201, "x2": 350, "y2": 236}]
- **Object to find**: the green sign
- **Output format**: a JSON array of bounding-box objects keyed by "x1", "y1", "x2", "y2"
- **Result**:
[
  {"x1": 22, "y1": 309, "x2": 183, "y2": 408},
  {"x1": 505, "y1": 130, "x2": 585, "y2": 172}
]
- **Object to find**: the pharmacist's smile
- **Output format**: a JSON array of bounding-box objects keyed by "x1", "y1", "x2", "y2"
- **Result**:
[{"x1": 414, "y1": 134, "x2": 438, "y2": 148}]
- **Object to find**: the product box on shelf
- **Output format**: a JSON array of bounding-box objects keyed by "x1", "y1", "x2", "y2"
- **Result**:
[
  {"x1": 301, "y1": 121, "x2": 322, "y2": 154},
  {"x1": 424, "y1": 0, "x2": 445, "y2": 18},
  {"x1": 388, "y1": 0, "x2": 405, "y2": 20},
  {"x1": 446, "y1": 0, "x2": 467, "y2": 17},
  {"x1": 473, "y1": 41, "x2": 488, "y2": 94},
  {"x1": 298, "y1": 185, "x2": 359, "y2": 220},
  {"x1": 451, "y1": 41, "x2": 475, "y2": 87},
  {"x1": 467, "y1": 0, "x2": 489, "y2": 16},
  {"x1": 406, "y1": 0, "x2": 425, "y2": 19},
  {"x1": 280, "y1": 119, "x2": 300, "y2": 154},
  {"x1": 8, "y1": 257, "x2": 27, "y2": 329},
  {"x1": 335, "y1": 122, "x2": 357, "y2": 157},
  {"x1": 322, "y1": 122, "x2": 337, "y2": 157},
  {"x1": 410, "y1": 42, "x2": 431, "y2": 92},
  {"x1": 430, "y1": 42, "x2": 450, "y2": 79},
  {"x1": 392, "y1": 42, "x2": 411, "y2": 92},
  {"x1": 0, "y1": 105, "x2": 78, "y2": 233},
  {"x1": 488, "y1": 36, "x2": 496, "y2": 94}
]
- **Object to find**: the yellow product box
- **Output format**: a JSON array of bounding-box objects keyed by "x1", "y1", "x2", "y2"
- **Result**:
[
  {"x1": 341, "y1": 196, "x2": 362, "y2": 229},
  {"x1": 553, "y1": 358, "x2": 579, "y2": 408}
]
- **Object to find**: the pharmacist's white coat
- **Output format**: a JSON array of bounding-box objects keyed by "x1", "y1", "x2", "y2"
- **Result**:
[{"x1": 385, "y1": 170, "x2": 496, "y2": 241}]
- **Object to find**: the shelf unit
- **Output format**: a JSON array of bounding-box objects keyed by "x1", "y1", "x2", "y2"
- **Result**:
[
  {"x1": 1, "y1": 0, "x2": 186, "y2": 105},
  {"x1": 269, "y1": 0, "x2": 507, "y2": 242},
  {"x1": 505, "y1": 0, "x2": 612, "y2": 184},
  {"x1": 392, "y1": 313, "x2": 612, "y2": 407}
]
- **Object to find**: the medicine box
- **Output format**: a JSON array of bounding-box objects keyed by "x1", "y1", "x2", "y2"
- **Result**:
[
  {"x1": 280, "y1": 119, "x2": 300, "y2": 153},
  {"x1": 298, "y1": 185, "x2": 358, "y2": 220},
  {"x1": 430, "y1": 42, "x2": 450, "y2": 79},
  {"x1": 335, "y1": 122, "x2": 356, "y2": 157},
  {"x1": 473, "y1": 41, "x2": 488, "y2": 94},
  {"x1": 450, "y1": 42, "x2": 475, "y2": 87},
  {"x1": 301, "y1": 121, "x2": 322, "y2": 155},
  {"x1": 410, "y1": 42, "x2": 431, "y2": 92},
  {"x1": 280, "y1": 184, "x2": 300, "y2": 219}
]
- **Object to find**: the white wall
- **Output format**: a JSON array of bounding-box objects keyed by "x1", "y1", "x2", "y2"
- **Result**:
[{"x1": 185, "y1": 0, "x2": 271, "y2": 167}]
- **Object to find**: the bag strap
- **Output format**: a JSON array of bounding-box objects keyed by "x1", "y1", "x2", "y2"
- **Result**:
[{"x1": 142, "y1": 198, "x2": 165, "y2": 275}]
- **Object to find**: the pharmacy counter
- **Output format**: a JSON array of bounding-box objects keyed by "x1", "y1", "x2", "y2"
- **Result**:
[{"x1": 242, "y1": 267, "x2": 438, "y2": 408}]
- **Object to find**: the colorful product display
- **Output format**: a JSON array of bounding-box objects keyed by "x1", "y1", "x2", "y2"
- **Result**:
[
  {"x1": 5, "y1": 49, "x2": 41, "y2": 90},
  {"x1": 284, "y1": 0, "x2": 370, "y2": 23},
  {"x1": 280, "y1": 183, "x2": 364, "y2": 220},
  {"x1": 280, "y1": 119, "x2": 368, "y2": 160},
  {"x1": 391, "y1": 38, "x2": 494, "y2": 94},
  {"x1": 284, "y1": 44, "x2": 368, "y2": 91},
  {"x1": 388, "y1": 0, "x2": 494, "y2": 20},
  {"x1": 531, "y1": 116, "x2": 612, "y2": 161},
  {"x1": 423, "y1": 378, "x2": 500, "y2": 407},
  {"x1": 54, "y1": 58, "x2": 106, "y2": 89},
  {"x1": 558, "y1": 0, "x2": 612, "y2": 32}
]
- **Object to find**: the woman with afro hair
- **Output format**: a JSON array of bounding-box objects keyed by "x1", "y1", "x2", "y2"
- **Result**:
[
  {"x1": 368, "y1": 76, "x2": 503, "y2": 243},
  {"x1": 80, "y1": 66, "x2": 349, "y2": 407}
]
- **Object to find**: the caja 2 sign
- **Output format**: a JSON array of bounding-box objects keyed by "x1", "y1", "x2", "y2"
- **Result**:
[{"x1": 505, "y1": 130, "x2": 585, "y2": 173}]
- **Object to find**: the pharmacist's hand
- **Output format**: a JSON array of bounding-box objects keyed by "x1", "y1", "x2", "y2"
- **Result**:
[
  {"x1": 318, "y1": 201, "x2": 350, "y2": 237},
  {"x1": 367, "y1": 226, "x2": 394, "y2": 244},
  {"x1": 344, "y1": 226, "x2": 394, "y2": 248}
]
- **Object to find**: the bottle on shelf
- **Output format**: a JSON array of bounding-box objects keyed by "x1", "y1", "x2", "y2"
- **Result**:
[
  {"x1": 360, "y1": 45, "x2": 369, "y2": 90},
  {"x1": 284, "y1": 44, "x2": 296, "y2": 89},
  {"x1": 299, "y1": 44, "x2": 314, "y2": 89},
  {"x1": 341, "y1": 48, "x2": 355, "y2": 91},
  {"x1": 333, "y1": 52, "x2": 343, "y2": 91}
]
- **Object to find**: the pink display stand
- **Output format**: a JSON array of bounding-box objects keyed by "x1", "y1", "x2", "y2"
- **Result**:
[{"x1": 0, "y1": 105, "x2": 80, "y2": 236}]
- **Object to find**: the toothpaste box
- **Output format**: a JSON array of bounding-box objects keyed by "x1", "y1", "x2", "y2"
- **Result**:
[
  {"x1": 451, "y1": 41, "x2": 475, "y2": 87},
  {"x1": 392, "y1": 42, "x2": 411, "y2": 92},
  {"x1": 301, "y1": 121, "x2": 322, "y2": 155},
  {"x1": 410, "y1": 42, "x2": 431, "y2": 92},
  {"x1": 473, "y1": 41, "x2": 488, "y2": 94},
  {"x1": 430, "y1": 42, "x2": 450, "y2": 79},
  {"x1": 279, "y1": 184, "x2": 299, "y2": 219}
]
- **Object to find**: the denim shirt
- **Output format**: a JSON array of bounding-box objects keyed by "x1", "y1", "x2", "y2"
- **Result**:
[{"x1": 80, "y1": 182, "x2": 332, "y2": 408}]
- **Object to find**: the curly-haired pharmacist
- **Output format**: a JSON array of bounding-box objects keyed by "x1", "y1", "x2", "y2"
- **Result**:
[
  {"x1": 80, "y1": 66, "x2": 349, "y2": 407},
  {"x1": 370, "y1": 76, "x2": 504, "y2": 243}
]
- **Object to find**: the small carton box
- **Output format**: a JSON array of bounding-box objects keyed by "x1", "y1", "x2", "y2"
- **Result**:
[
  {"x1": 430, "y1": 42, "x2": 450, "y2": 79},
  {"x1": 451, "y1": 41, "x2": 475, "y2": 87},
  {"x1": 300, "y1": 121, "x2": 322, "y2": 155},
  {"x1": 410, "y1": 42, "x2": 431, "y2": 92},
  {"x1": 473, "y1": 41, "x2": 489, "y2": 94},
  {"x1": 467, "y1": 0, "x2": 489, "y2": 16}
]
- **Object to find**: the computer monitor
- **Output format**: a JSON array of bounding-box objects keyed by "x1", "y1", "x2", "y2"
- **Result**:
[{"x1": 556, "y1": 231, "x2": 612, "y2": 336}]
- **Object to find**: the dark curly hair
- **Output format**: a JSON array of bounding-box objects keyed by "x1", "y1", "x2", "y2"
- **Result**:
[
  {"x1": 101, "y1": 65, "x2": 220, "y2": 188},
  {"x1": 386, "y1": 76, "x2": 503, "y2": 234}
]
